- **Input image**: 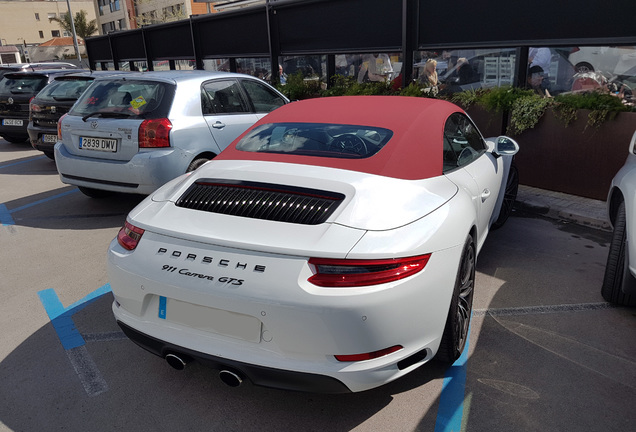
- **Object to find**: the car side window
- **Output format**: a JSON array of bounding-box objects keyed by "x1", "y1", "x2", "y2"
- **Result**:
[
  {"x1": 442, "y1": 112, "x2": 486, "y2": 172},
  {"x1": 240, "y1": 79, "x2": 286, "y2": 113},
  {"x1": 201, "y1": 79, "x2": 249, "y2": 115}
]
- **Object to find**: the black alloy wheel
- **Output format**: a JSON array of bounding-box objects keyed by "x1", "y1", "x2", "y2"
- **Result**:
[{"x1": 437, "y1": 234, "x2": 476, "y2": 363}]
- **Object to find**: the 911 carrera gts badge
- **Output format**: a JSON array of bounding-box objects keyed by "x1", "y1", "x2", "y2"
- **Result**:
[{"x1": 161, "y1": 265, "x2": 244, "y2": 285}]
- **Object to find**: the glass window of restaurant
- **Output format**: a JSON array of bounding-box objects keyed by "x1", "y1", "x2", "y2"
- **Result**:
[
  {"x1": 413, "y1": 48, "x2": 517, "y2": 95},
  {"x1": 203, "y1": 59, "x2": 230, "y2": 72},
  {"x1": 279, "y1": 55, "x2": 327, "y2": 85},
  {"x1": 236, "y1": 57, "x2": 271, "y2": 80}
]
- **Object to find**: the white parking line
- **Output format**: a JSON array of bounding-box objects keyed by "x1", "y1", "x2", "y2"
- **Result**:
[{"x1": 474, "y1": 302, "x2": 614, "y2": 317}]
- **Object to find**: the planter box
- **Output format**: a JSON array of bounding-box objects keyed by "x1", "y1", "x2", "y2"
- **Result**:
[
  {"x1": 512, "y1": 109, "x2": 635, "y2": 201},
  {"x1": 465, "y1": 104, "x2": 634, "y2": 201}
]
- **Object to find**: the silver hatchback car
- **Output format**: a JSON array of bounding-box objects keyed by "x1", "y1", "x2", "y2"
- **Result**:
[{"x1": 54, "y1": 70, "x2": 288, "y2": 197}]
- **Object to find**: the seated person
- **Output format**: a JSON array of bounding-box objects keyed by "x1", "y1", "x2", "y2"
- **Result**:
[{"x1": 526, "y1": 66, "x2": 551, "y2": 97}]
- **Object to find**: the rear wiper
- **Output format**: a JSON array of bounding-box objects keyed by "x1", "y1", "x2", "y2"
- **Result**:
[
  {"x1": 53, "y1": 96, "x2": 77, "y2": 101},
  {"x1": 82, "y1": 111, "x2": 134, "y2": 122}
]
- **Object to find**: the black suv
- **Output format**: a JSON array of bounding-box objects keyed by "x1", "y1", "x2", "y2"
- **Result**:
[
  {"x1": 27, "y1": 71, "x2": 125, "y2": 158},
  {"x1": 0, "y1": 69, "x2": 84, "y2": 144}
]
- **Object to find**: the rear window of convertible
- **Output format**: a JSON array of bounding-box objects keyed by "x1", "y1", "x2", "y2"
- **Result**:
[
  {"x1": 69, "y1": 80, "x2": 175, "y2": 119},
  {"x1": 235, "y1": 123, "x2": 393, "y2": 159}
]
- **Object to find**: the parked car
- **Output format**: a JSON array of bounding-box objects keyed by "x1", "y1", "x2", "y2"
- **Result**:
[
  {"x1": 0, "y1": 69, "x2": 85, "y2": 143},
  {"x1": 0, "y1": 62, "x2": 79, "y2": 81},
  {"x1": 602, "y1": 130, "x2": 636, "y2": 306},
  {"x1": 569, "y1": 46, "x2": 636, "y2": 75},
  {"x1": 54, "y1": 70, "x2": 289, "y2": 197},
  {"x1": 28, "y1": 70, "x2": 127, "y2": 159},
  {"x1": 108, "y1": 96, "x2": 520, "y2": 393}
]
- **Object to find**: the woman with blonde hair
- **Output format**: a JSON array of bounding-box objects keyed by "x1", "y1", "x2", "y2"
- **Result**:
[
  {"x1": 419, "y1": 58, "x2": 439, "y2": 93},
  {"x1": 423, "y1": 59, "x2": 439, "y2": 87}
]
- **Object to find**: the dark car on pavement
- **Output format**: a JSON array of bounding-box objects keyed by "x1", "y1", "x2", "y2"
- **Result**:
[
  {"x1": 28, "y1": 70, "x2": 126, "y2": 159},
  {"x1": 0, "y1": 69, "x2": 85, "y2": 143}
]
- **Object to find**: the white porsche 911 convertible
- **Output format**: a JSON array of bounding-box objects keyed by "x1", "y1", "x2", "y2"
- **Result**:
[{"x1": 108, "y1": 96, "x2": 519, "y2": 393}]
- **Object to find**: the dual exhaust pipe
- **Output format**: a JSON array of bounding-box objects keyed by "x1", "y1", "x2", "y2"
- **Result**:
[{"x1": 165, "y1": 353, "x2": 244, "y2": 387}]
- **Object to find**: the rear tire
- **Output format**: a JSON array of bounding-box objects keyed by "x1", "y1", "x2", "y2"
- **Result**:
[
  {"x1": 186, "y1": 157, "x2": 211, "y2": 172},
  {"x1": 436, "y1": 234, "x2": 475, "y2": 363},
  {"x1": 601, "y1": 202, "x2": 636, "y2": 306},
  {"x1": 78, "y1": 186, "x2": 113, "y2": 199},
  {"x1": 43, "y1": 151, "x2": 55, "y2": 160},
  {"x1": 2, "y1": 135, "x2": 29, "y2": 144}
]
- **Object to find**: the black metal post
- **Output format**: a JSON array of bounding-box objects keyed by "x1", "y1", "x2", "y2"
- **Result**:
[
  {"x1": 266, "y1": 0, "x2": 281, "y2": 85},
  {"x1": 401, "y1": 0, "x2": 417, "y2": 87}
]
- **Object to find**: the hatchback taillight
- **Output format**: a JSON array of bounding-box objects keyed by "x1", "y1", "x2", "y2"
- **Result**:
[
  {"x1": 139, "y1": 118, "x2": 172, "y2": 148},
  {"x1": 117, "y1": 221, "x2": 145, "y2": 251},
  {"x1": 308, "y1": 254, "x2": 431, "y2": 287},
  {"x1": 57, "y1": 113, "x2": 68, "y2": 140}
]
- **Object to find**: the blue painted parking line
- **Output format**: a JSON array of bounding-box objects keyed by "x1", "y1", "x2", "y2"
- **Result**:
[
  {"x1": 1, "y1": 189, "x2": 78, "y2": 225},
  {"x1": 0, "y1": 204, "x2": 12, "y2": 225},
  {"x1": 435, "y1": 321, "x2": 472, "y2": 432},
  {"x1": 38, "y1": 284, "x2": 113, "y2": 396},
  {"x1": 0, "y1": 155, "x2": 46, "y2": 169},
  {"x1": 38, "y1": 284, "x2": 112, "y2": 349}
]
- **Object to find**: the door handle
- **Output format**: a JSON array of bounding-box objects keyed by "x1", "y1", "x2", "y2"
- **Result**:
[
  {"x1": 481, "y1": 189, "x2": 491, "y2": 202},
  {"x1": 212, "y1": 121, "x2": 226, "y2": 129}
]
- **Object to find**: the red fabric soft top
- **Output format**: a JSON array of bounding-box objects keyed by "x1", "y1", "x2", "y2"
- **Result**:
[{"x1": 215, "y1": 96, "x2": 463, "y2": 180}]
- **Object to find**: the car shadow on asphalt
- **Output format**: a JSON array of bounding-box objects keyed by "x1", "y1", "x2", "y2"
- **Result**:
[
  {"x1": 2, "y1": 186, "x2": 145, "y2": 230},
  {"x1": 0, "y1": 153, "x2": 55, "y2": 175},
  {"x1": 0, "y1": 290, "x2": 449, "y2": 432}
]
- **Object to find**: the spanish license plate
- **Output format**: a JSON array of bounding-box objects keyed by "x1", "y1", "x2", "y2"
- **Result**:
[
  {"x1": 2, "y1": 119, "x2": 23, "y2": 126},
  {"x1": 79, "y1": 136, "x2": 117, "y2": 152},
  {"x1": 42, "y1": 134, "x2": 57, "y2": 143}
]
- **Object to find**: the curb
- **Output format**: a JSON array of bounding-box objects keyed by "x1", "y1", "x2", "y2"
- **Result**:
[{"x1": 515, "y1": 185, "x2": 611, "y2": 231}]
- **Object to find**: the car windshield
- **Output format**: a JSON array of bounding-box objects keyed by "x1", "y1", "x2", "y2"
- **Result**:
[
  {"x1": 35, "y1": 78, "x2": 93, "y2": 102},
  {"x1": 235, "y1": 123, "x2": 394, "y2": 159},
  {"x1": 0, "y1": 75, "x2": 48, "y2": 94},
  {"x1": 69, "y1": 79, "x2": 174, "y2": 119}
]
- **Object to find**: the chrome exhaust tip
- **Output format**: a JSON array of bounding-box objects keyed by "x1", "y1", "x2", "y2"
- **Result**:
[
  {"x1": 165, "y1": 353, "x2": 188, "y2": 371},
  {"x1": 219, "y1": 369, "x2": 244, "y2": 387}
]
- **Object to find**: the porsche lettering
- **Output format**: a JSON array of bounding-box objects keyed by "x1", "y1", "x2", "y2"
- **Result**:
[{"x1": 157, "y1": 247, "x2": 266, "y2": 272}]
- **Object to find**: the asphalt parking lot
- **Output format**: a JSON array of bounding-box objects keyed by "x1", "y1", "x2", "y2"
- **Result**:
[{"x1": 1, "y1": 138, "x2": 635, "y2": 432}]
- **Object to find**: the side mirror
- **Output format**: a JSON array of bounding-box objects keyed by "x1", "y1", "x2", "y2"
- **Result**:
[{"x1": 493, "y1": 136, "x2": 520, "y2": 158}]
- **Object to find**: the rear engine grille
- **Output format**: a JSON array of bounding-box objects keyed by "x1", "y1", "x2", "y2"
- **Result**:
[{"x1": 175, "y1": 179, "x2": 345, "y2": 225}]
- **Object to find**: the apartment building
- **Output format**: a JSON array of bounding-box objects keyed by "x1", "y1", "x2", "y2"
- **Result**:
[
  {"x1": 97, "y1": 0, "x2": 212, "y2": 33},
  {"x1": 0, "y1": 0, "x2": 99, "y2": 46}
]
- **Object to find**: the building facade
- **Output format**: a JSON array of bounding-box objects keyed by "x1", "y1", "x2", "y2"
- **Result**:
[
  {"x1": 96, "y1": 0, "x2": 213, "y2": 34},
  {"x1": 0, "y1": 0, "x2": 99, "y2": 46}
]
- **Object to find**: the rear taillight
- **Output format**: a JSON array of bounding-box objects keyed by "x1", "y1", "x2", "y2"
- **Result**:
[
  {"x1": 117, "y1": 221, "x2": 145, "y2": 251},
  {"x1": 57, "y1": 113, "x2": 68, "y2": 140},
  {"x1": 335, "y1": 345, "x2": 403, "y2": 362},
  {"x1": 139, "y1": 118, "x2": 172, "y2": 148},
  {"x1": 308, "y1": 254, "x2": 431, "y2": 287},
  {"x1": 29, "y1": 99, "x2": 39, "y2": 121}
]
